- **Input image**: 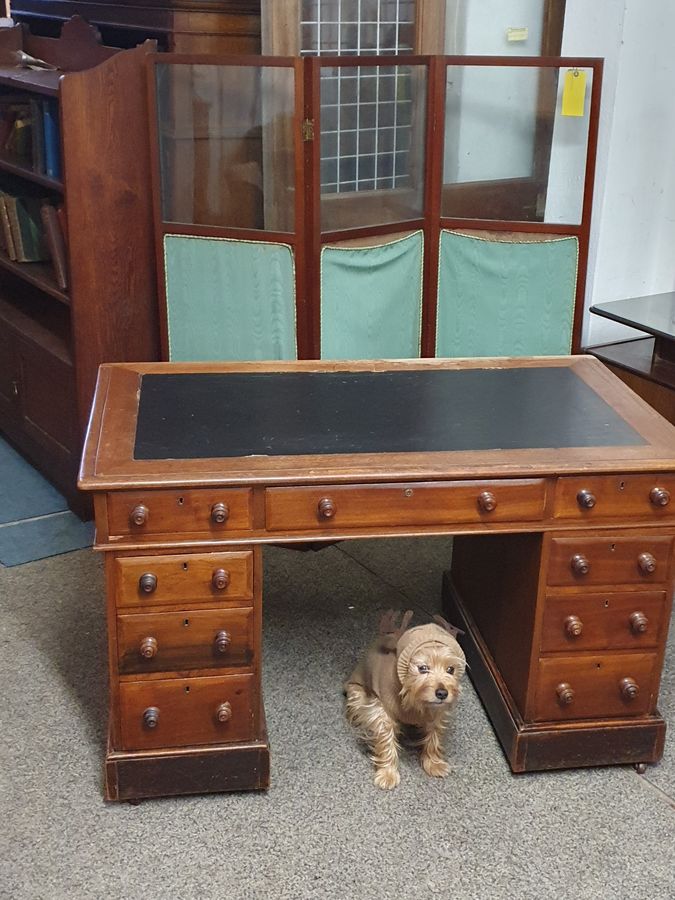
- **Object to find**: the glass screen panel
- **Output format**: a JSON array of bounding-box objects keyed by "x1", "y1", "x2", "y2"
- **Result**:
[
  {"x1": 319, "y1": 63, "x2": 427, "y2": 232},
  {"x1": 155, "y1": 63, "x2": 296, "y2": 231},
  {"x1": 442, "y1": 65, "x2": 593, "y2": 224}
]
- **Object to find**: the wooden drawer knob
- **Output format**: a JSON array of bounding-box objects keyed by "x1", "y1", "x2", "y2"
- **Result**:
[
  {"x1": 576, "y1": 489, "x2": 596, "y2": 509},
  {"x1": 139, "y1": 636, "x2": 158, "y2": 659},
  {"x1": 570, "y1": 554, "x2": 590, "y2": 576},
  {"x1": 138, "y1": 572, "x2": 158, "y2": 594},
  {"x1": 564, "y1": 615, "x2": 583, "y2": 638},
  {"x1": 214, "y1": 630, "x2": 231, "y2": 653},
  {"x1": 130, "y1": 504, "x2": 149, "y2": 527},
  {"x1": 318, "y1": 497, "x2": 336, "y2": 519},
  {"x1": 649, "y1": 487, "x2": 670, "y2": 507},
  {"x1": 210, "y1": 502, "x2": 230, "y2": 525},
  {"x1": 216, "y1": 701, "x2": 232, "y2": 723},
  {"x1": 212, "y1": 568, "x2": 230, "y2": 591},
  {"x1": 629, "y1": 611, "x2": 649, "y2": 634},
  {"x1": 556, "y1": 683, "x2": 575, "y2": 706},
  {"x1": 143, "y1": 707, "x2": 160, "y2": 729},
  {"x1": 620, "y1": 677, "x2": 640, "y2": 701},
  {"x1": 477, "y1": 490, "x2": 497, "y2": 512},
  {"x1": 637, "y1": 552, "x2": 657, "y2": 575}
]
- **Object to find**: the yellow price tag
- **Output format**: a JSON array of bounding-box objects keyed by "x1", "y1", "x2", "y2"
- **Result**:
[{"x1": 562, "y1": 68, "x2": 587, "y2": 117}]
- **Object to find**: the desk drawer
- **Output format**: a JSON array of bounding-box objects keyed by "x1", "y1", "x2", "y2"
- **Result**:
[
  {"x1": 533, "y1": 653, "x2": 659, "y2": 722},
  {"x1": 107, "y1": 488, "x2": 253, "y2": 538},
  {"x1": 540, "y1": 591, "x2": 667, "y2": 653},
  {"x1": 114, "y1": 551, "x2": 254, "y2": 609},
  {"x1": 117, "y1": 607, "x2": 254, "y2": 675},
  {"x1": 554, "y1": 475, "x2": 675, "y2": 521},
  {"x1": 119, "y1": 673, "x2": 254, "y2": 751},
  {"x1": 547, "y1": 536, "x2": 672, "y2": 587},
  {"x1": 265, "y1": 480, "x2": 546, "y2": 532}
]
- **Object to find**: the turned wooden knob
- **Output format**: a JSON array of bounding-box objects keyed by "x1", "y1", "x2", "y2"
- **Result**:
[
  {"x1": 649, "y1": 487, "x2": 670, "y2": 507},
  {"x1": 130, "y1": 504, "x2": 149, "y2": 527},
  {"x1": 138, "y1": 572, "x2": 158, "y2": 594},
  {"x1": 139, "y1": 636, "x2": 158, "y2": 659},
  {"x1": 216, "y1": 701, "x2": 232, "y2": 723},
  {"x1": 211, "y1": 568, "x2": 230, "y2": 591},
  {"x1": 620, "y1": 677, "x2": 640, "y2": 701},
  {"x1": 317, "y1": 497, "x2": 336, "y2": 519},
  {"x1": 143, "y1": 707, "x2": 160, "y2": 728},
  {"x1": 629, "y1": 611, "x2": 649, "y2": 634},
  {"x1": 556, "y1": 683, "x2": 575, "y2": 706},
  {"x1": 214, "y1": 630, "x2": 231, "y2": 653},
  {"x1": 564, "y1": 615, "x2": 583, "y2": 638},
  {"x1": 638, "y1": 552, "x2": 657, "y2": 575},
  {"x1": 570, "y1": 554, "x2": 590, "y2": 576},
  {"x1": 210, "y1": 502, "x2": 230, "y2": 525},
  {"x1": 576, "y1": 489, "x2": 596, "y2": 509},
  {"x1": 477, "y1": 490, "x2": 497, "y2": 512}
]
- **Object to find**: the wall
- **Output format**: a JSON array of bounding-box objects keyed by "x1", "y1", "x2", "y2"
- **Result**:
[{"x1": 562, "y1": 0, "x2": 675, "y2": 346}]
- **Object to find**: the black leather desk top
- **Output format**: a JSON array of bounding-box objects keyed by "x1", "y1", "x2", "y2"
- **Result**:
[{"x1": 133, "y1": 367, "x2": 645, "y2": 461}]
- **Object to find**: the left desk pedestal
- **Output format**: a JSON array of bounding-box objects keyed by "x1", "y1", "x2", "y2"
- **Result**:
[{"x1": 100, "y1": 541, "x2": 269, "y2": 802}]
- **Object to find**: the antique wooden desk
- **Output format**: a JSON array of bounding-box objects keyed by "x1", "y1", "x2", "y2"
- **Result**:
[{"x1": 79, "y1": 357, "x2": 675, "y2": 801}]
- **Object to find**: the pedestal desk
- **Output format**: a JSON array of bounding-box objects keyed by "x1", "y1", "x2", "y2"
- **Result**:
[{"x1": 79, "y1": 357, "x2": 675, "y2": 801}]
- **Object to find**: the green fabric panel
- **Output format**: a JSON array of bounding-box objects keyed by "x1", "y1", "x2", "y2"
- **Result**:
[
  {"x1": 164, "y1": 236, "x2": 297, "y2": 361},
  {"x1": 436, "y1": 231, "x2": 578, "y2": 357},
  {"x1": 320, "y1": 231, "x2": 423, "y2": 359}
]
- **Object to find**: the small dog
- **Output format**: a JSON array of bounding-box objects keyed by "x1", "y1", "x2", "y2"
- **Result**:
[{"x1": 345, "y1": 610, "x2": 466, "y2": 790}]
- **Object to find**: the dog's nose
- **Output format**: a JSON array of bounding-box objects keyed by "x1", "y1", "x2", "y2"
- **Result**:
[{"x1": 435, "y1": 688, "x2": 448, "y2": 700}]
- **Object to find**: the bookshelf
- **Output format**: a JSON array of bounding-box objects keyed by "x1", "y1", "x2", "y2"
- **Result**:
[{"x1": 0, "y1": 17, "x2": 159, "y2": 514}]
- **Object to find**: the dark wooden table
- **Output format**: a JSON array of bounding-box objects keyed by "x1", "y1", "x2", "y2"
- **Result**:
[{"x1": 79, "y1": 356, "x2": 675, "y2": 800}]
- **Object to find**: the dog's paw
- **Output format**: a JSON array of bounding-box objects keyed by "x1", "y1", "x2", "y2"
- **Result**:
[
  {"x1": 421, "y1": 755, "x2": 451, "y2": 778},
  {"x1": 374, "y1": 766, "x2": 401, "y2": 790}
]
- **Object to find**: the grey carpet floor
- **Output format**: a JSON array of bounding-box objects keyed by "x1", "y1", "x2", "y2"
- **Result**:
[{"x1": 1, "y1": 538, "x2": 675, "y2": 900}]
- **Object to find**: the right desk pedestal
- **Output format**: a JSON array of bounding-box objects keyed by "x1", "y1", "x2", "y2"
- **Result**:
[{"x1": 444, "y1": 530, "x2": 673, "y2": 772}]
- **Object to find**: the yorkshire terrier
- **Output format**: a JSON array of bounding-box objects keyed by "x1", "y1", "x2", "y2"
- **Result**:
[{"x1": 345, "y1": 610, "x2": 466, "y2": 790}]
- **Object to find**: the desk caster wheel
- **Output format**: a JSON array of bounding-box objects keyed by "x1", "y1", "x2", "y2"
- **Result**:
[{"x1": 634, "y1": 763, "x2": 647, "y2": 775}]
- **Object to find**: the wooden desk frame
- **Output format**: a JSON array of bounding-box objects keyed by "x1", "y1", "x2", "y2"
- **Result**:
[{"x1": 80, "y1": 357, "x2": 675, "y2": 800}]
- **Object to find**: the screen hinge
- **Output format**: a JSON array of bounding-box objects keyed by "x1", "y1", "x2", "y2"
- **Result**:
[{"x1": 302, "y1": 118, "x2": 315, "y2": 141}]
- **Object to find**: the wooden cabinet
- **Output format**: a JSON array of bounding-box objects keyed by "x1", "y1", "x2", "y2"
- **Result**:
[{"x1": 0, "y1": 18, "x2": 159, "y2": 512}]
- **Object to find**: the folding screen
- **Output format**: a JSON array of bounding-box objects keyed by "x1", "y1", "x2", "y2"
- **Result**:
[{"x1": 149, "y1": 54, "x2": 601, "y2": 362}]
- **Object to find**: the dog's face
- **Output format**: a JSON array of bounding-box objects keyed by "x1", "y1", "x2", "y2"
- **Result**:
[{"x1": 400, "y1": 645, "x2": 463, "y2": 712}]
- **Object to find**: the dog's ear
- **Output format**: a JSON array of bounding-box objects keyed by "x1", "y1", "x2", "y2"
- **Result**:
[
  {"x1": 433, "y1": 614, "x2": 464, "y2": 638},
  {"x1": 378, "y1": 608, "x2": 414, "y2": 637},
  {"x1": 378, "y1": 609, "x2": 397, "y2": 635}
]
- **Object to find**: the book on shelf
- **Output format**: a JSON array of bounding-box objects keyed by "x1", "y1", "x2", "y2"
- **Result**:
[
  {"x1": 4, "y1": 193, "x2": 50, "y2": 262},
  {"x1": 40, "y1": 202, "x2": 68, "y2": 289},
  {"x1": 0, "y1": 194, "x2": 17, "y2": 260},
  {"x1": 42, "y1": 99, "x2": 61, "y2": 180},
  {"x1": 0, "y1": 92, "x2": 61, "y2": 178}
]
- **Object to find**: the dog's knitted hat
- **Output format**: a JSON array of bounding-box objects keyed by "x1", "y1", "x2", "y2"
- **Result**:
[{"x1": 395, "y1": 622, "x2": 466, "y2": 685}]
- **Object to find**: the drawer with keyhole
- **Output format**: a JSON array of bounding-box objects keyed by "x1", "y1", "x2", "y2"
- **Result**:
[
  {"x1": 117, "y1": 606, "x2": 254, "y2": 675},
  {"x1": 540, "y1": 591, "x2": 667, "y2": 652}
]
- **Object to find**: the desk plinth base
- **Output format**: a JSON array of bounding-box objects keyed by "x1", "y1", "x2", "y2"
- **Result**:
[
  {"x1": 105, "y1": 721, "x2": 270, "y2": 802},
  {"x1": 443, "y1": 573, "x2": 666, "y2": 773}
]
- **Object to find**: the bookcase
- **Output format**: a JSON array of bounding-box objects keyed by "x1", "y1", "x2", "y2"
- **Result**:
[{"x1": 0, "y1": 17, "x2": 159, "y2": 514}]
